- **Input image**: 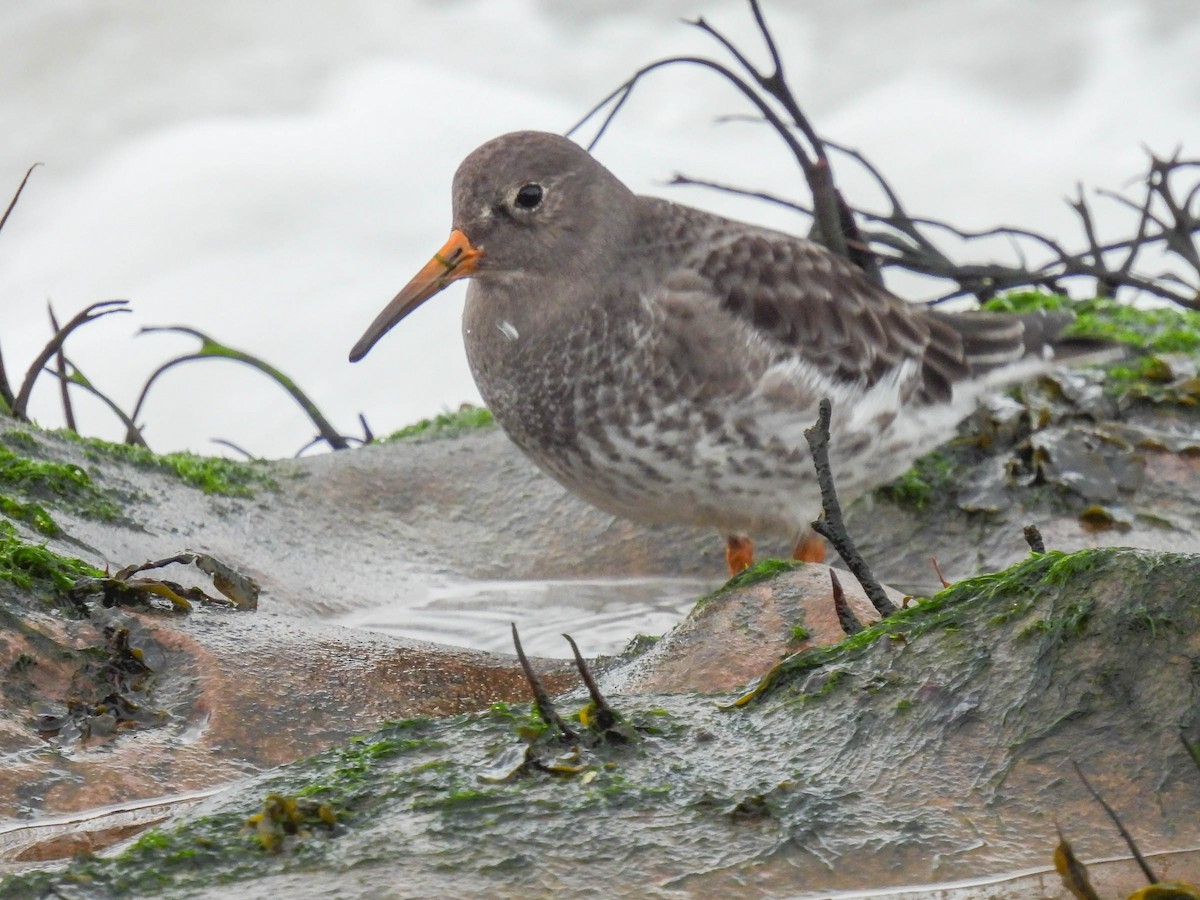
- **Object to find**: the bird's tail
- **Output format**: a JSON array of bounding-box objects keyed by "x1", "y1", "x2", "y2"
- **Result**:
[{"x1": 930, "y1": 308, "x2": 1122, "y2": 374}]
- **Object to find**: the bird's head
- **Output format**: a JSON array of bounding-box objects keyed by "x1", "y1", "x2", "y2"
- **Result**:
[{"x1": 349, "y1": 130, "x2": 632, "y2": 362}]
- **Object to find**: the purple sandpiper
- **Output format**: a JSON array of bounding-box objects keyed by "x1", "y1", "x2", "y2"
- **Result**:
[{"x1": 351, "y1": 131, "x2": 1095, "y2": 574}]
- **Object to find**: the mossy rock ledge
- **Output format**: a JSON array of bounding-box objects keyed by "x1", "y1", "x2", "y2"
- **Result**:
[
  {"x1": 2, "y1": 376, "x2": 1200, "y2": 896},
  {"x1": 2, "y1": 546, "x2": 1198, "y2": 898}
]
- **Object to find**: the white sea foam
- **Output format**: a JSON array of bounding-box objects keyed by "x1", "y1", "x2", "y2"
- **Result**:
[{"x1": 1, "y1": 0, "x2": 1197, "y2": 457}]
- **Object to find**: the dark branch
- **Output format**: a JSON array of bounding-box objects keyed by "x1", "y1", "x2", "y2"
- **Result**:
[
  {"x1": 562, "y1": 633, "x2": 617, "y2": 732},
  {"x1": 41, "y1": 366, "x2": 148, "y2": 447},
  {"x1": 511, "y1": 623, "x2": 578, "y2": 741},
  {"x1": 0, "y1": 163, "x2": 41, "y2": 236},
  {"x1": 1070, "y1": 759, "x2": 1159, "y2": 885},
  {"x1": 47, "y1": 303, "x2": 76, "y2": 433},
  {"x1": 830, "y1": 570, "x2": 863, "y2": 636},
  {"x1": 803, "y1": 399, "x2": 896, "y2": 617},
  {"x1": 12, "y1": 300, "x2": 130, "y2": 421},
  {"x1": 136, "y1": 326, "x2": 352, "y2": 451}
]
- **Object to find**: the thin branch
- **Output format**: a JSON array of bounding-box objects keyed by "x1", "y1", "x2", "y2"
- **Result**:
[
  {"x1": 565, "y1": 52, "x2": 852, "y2": 261},
  {"x1": 0, "y1": 163, "x2": 41, "y2": 236},
  {"x1": 136, "y1": 326, "x2": 352, "y2": 451},
  {"x1": 211, "y1": 438, "x2": 256, "y2": 459},
  {"x1": 42, "y1": 366, "x2": 148, "y2": 447},
  {"x1": 562, "y1": 633, "x2": 617, "y2": 732},
  {"x1": 803, "y1": 399, "x2": 896, "y2": 617},
  {"x1": 47, "y1": 303, "x2": 76, "y2": 432},
  {"x1": 0, "y1": 165, "x2": 44, "y2": 413},
  {"x1": 0, "y1": 345, "x2": 13, "y2": 414},
  {"x1": 511, "y1": 623, "x2": 578, "y2": 741},
  {"x1": 12, "y1": 300, "x2": 130, "y2": 420},
  {"x1": 1070, "y1": 759, "x2": 1159, "y2": 885},
  {"x1": 670, "y1": 173, "x2": 812, "y2": 217},
  {"x1": 830, "y1": 570, "x2": 863, "y2": 636}
]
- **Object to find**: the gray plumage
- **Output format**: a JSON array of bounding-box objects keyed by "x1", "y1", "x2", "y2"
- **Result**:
[{"x1": 352, "y1": 131, "x2": 1100, "y2": 546}]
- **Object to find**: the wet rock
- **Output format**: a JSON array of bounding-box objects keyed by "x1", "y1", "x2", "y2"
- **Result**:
[
  {"x1": 601, "y1": 562, "x2": 904, "y2": 695},
  {"x1": 4, "y1": 387, "x2": 1200, "y2": 892},
  {"x1": 3, "y1": 547, "x2": 1197, "y2": 898}
]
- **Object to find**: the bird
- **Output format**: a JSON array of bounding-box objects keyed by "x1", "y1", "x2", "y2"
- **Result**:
[{"x1": 350, "y1": 130, "x2": 1098, "y2": 576}]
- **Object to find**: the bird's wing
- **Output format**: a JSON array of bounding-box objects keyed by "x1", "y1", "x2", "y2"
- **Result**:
[{"x1": 661, "y1": 228, "x2": 988, "y2": 404}]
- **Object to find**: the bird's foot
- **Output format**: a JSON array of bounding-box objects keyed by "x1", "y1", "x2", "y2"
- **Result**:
[
  {"x1": 724, "y1": 535, "x2": 755, "y2": 576},
  {"x1": 792, "y1": 531, "x2": 827, "y2": 564}
]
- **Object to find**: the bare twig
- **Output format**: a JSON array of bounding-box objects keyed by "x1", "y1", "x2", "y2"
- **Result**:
[
  {"x1": 135, "y1": 327, "x2": 352, "y2": 451},
  {"x1": 930, "y1": 557, "x2": 951, "y2": 589},
  {"x1": 511, "y1": 623, "x2": 578, "y2": 741},
  {"x1": 670, "y1": 173, "x2": 812, "y2": 217},
  {"x1": 42, "y1": 366, "x2": 149, "y2": 447},
  {"x1": 0, "y1": 346, "x2": 14, "y2": 415},
  {"x1": 12, "y1": 300, "x2": 130, "y2": 421},
  {"x1": 830, "y1": 570, "x2": 863, "y2": 636},
  {"x1": 211, "y1": 439, "x2": 257, "y2": 459},
  {"x1": 1023, "y1": 525, "x2": 1046, "y2": 554},
  {"x1": 47, "y1": 303, "x2": 76, "y2": 432},
  {"x1": 0, "y1": 163, "x2": 40, "y2": 236},
  {"x1": 803, "y1": 399, "x2": 896, "y2": 617},
  {"x1": 1070, "y1": 759, "x2": 1159, "y2": 885},
  {"x1": 577, "y1": 5, "x2": 1200, "y2": 309},
  {"x1": 562, "y1": 633, "x2": 617, "y2": 732}
]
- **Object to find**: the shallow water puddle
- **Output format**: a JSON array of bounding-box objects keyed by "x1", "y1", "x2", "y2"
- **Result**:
[{"x1": 333, "y1": 576, "x2": 716, "y2": 657}]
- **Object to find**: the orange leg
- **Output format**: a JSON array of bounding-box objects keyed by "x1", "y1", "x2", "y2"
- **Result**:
[
  {"x1": 724, "y1": 535, "x2": 755, "y2": 575},
  {"x1": 792, "y1": 529, "x2": 826, "y2": 563}
]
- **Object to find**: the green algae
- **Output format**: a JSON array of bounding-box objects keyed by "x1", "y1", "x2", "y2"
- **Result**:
[
  {"x1": 3, "y1": 547, "x2": 1198, "y2": 897},
  {"x1": 721, "y1": 558, "x2": 804, "y2": 592},
  {"x1": 876, "y1": 450, "x2": 957, "y2": 510},
  {"x1": 690, "y1": 558, "x2": 807, "y2": 613},
  {"x1": 982, "y1": 291, "x2": 1200, "y2": 352},
  {"x1": 741, "y1": 548, "x2": 1122, "y2": 704},
  {"x1": 984, "y1": 291, "x2": 1200, "y2": 402},
  {"x1": 0, "y1": 443, "x2": 122, "y2": 521},
  {"x1": 59, "y1": 432, "x2": 275, "y2": 497},
  {"x1": 0, "y1": 494, "x2": 59, "y2": 535},
  {"x1": 0, "y1": 719, "x2": 447, "y2": 898},
  {"x1": 385, "y1": 405, "x2": 495, "y2": 441},
  {"x1": 0, "y1": 520, "x2": 103, "y2": 601}
]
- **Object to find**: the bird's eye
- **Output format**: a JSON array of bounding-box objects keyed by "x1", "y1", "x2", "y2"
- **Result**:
[{"x1": 514, "y1": 183, "x2": 544, "y2": 210}]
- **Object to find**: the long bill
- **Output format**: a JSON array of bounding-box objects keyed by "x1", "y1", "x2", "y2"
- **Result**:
[{"x1": 348, "y1": 229, "x2": 481, "y2": 362}]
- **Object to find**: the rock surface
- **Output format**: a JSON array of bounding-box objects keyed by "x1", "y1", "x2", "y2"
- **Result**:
[
  {"x1": 2, "y1": 389, "x2": 1200, "y2": 895},
  {"x1": 4, "y1": 547, "x2": 1197, "y2": 898}
]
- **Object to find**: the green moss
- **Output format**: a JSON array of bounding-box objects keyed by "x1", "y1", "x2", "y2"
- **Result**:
[
  {"x1": 788, "y1": 624, "x2": 811, "y2": 642},
  {"x1": 983, "y1": 291, "x2": 1200, "y2": 402},
  {"x1": 0, "y1": 520, "x2": 103, "y2": 600},
  {"x1": 742, "y1": 551, "x2": 1076, "y2": 703},
  {"x1": 131, "y1": 831, "x2": 173, "y2": 852},
  {"x1": 981, "y1": 291, "x2": 1200, "y2": 353},
  {"x1": 61, "y1": 432, "x2": 275, "y2": 497},
  {"x1": 0, "y1": 430, "x2": 41, "y2": 453},
  {"x1": 0, "y1": 494, "x2": 60, "y2": 535},
  {"x1": 1041, "y1": 548, "x2": 1107, "y2": 586},
  {"x1": 877, "y1": 451, "x2": 957, "y2": 509},
  {"x1": 0, "y1": 444, "x2": 122, "y2": 520},
  {"x1": 721, "y1": 558, "x2": 805, "y2": 592},
  {"x1": 385, "y1": 405, "x2": 495, "y2": 441},
  {"x1": 987, "y1": 596, "x2": 1035, "y2": 627},
  {"x1": 1019, "y1": 598, "x2": 1096, "y2": 641},
  {"x1": 0, "y1": 718, "x2": 454, "y2": 896}
]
